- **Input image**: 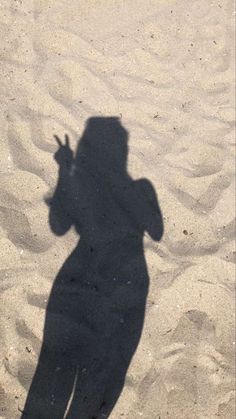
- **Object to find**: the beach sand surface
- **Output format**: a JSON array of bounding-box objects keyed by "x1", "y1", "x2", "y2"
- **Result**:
[{"x1": 0, "y1": 1, "x2": 235, "y2": 418}]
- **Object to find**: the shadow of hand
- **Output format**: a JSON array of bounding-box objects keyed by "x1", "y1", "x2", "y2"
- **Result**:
[{"x1": 54, "y1": 134, "x2": 73, "y2": 168}]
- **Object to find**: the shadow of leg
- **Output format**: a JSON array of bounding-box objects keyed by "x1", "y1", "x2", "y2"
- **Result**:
[{"x1": 21, "y1": 347, "x2": 75, "y2": 419}]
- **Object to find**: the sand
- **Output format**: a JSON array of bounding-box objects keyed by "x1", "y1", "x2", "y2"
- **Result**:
[{"x1": 0, "y1": 1, "x2": 235, "y2": 418}]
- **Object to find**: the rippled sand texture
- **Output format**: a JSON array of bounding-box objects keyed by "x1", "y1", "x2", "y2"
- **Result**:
[{"x1": 0, "y1": 1, "x2": 235, "y2": 418}]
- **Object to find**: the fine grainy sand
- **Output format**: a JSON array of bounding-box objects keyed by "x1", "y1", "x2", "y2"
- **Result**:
[{"x1": 0, "y1": 1, "x2": 235, "y2": 418}]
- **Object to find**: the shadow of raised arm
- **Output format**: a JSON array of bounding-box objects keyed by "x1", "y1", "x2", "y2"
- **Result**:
[{"x1": 46, "y1": 134, "x2": 74, "y2": 236}]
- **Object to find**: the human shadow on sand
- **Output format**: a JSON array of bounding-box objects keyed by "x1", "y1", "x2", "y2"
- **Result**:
[{"x1": 21, "y1": 117, "x2": 163, "y2": 418}]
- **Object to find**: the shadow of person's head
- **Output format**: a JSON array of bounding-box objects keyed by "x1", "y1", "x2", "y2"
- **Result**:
[{"x1": 75, "y1": 117, "x2": 129, "y2": 175}]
